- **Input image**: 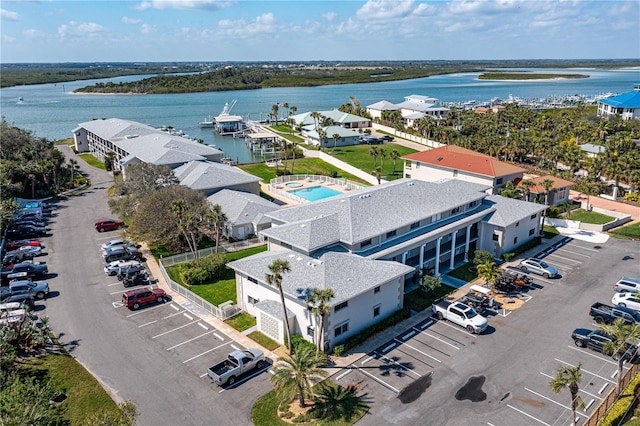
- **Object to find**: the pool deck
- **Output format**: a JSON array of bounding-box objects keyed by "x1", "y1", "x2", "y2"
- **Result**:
[{"x1": 263, "y1": 178, "x2": 351, "y2": 207}]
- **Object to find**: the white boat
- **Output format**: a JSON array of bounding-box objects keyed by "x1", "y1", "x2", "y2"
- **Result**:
[{"x1": 199, "y1": 116, "x2": 215, "y2": 128}]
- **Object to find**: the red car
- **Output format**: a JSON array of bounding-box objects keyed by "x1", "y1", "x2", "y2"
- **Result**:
[
  {"x1": 122, "y1": 287, "x2": 167, "y2": 310},
  {"x1": 94, "y1": 219, "x2": 125, "y2": 232},
  {"x1": 5, "y1": 240, "x2": 42, "y2": 251}
]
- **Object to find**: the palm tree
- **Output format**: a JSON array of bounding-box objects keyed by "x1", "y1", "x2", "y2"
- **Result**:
[
  {"x1": 266, "y1": 259, "x2": 293, "y2": 353},
  {"x1": 549, "y1": 363, "x2": 582, "y2": 426},
  {"x1": 206, "y1": 204, "x2": 227, "y2": 253},
  {"x1": 369, "y1": 146, "x2": 379, "y2": 167},
  {"x1": 170, "y1": 199, "x2": 201, "y2": 265},
  {"x1": 271, "y1": 345, "x2": 328, "y2": 409},
  {"x1": 332, "y1": 133, "x2": 341, "y2": 153},
  {"x1": 305, "y1": 288, "x2": 335, "y2": 358},
  {"x1": 390, "y1": 150, "x2": 400, "y2": 174},
  {"x1": 372, "y1": 166, "x2": 383, "y2": 184},
  {"x1": 520, "y1": 180, "x2": 535, "y2": 202},
  {"x1": 476, "y1": 260, "x2": 503, "y2": 288},
  {"x1": 599, "y1": 319, "x2": 640, "y2": 396},
  {"x1": 541, "y1": 178, "x2": 555, "y2": 206},
  {"x1": 378, "y1": 148, "x2": 386, "y2": 168},
  {"x1": 69, "y1": 158, "x2": 78, "y2": 187}
]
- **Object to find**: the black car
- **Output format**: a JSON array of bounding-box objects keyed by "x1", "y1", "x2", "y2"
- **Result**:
[
  {"x1": 0, "y1": 294, "x2": 36, "y2": 311},
  {"x1": 117, "y1": 264, "x2": 146, "y2": 281},
  {"x1": 361, "y1": 137, "x2": 382, "y2": 145},
  {"x1": 7, "y1": 224, "x2": 47, "y2": 238},
  {"x1": 380, "y1": 135, "x2": 394, "y2": 142},
  {"x1": 103, "y1": 245, "x2": 143, "y2": 263},
  {"x1": 572, "y1": 328, "x2": 638, "y2": 361},
  {"x1": 123, "y1": 272, "x2": 149, "y2": 288}
]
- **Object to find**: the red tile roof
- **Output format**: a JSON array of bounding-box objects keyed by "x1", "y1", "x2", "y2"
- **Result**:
[
  {"x1": 514, "y1": 175, "x2": 575, "y2": 193},
  {"x1": 403, "y1": 145, "x2": 526, "y2": 177}
]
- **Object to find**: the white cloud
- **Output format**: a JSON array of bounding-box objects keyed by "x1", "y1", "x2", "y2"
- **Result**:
[
  {"x1": 2, "y1": 34, "x2": 16, "y2": 42},
  {"x1": 322, "y1": 12, "x2": 337, "y2": 21},
  {"x1": 217, "y1": 12, "x2": 276, "y2": 37},
  {"x1": 23, "y1": 29, "x2": 44, "y2": 39},
  {"x1": 135, "y1": 0, "x2": 234, "y2": 11},
  {"x1": 58, "y1": 21, "x2": 107, "y2": 38},
  {"x1": 140, "y1": 23, "x2": 155, "y2": 34},
  {"x1": 356, "y1": 0, "x2": 415, "y2": 20},
  {"x1": 1, "y1": 8, "x2": 19, "y2": 21},
  {"x1": 122, "y1": 16, "x2": 143, "y2": 25}
]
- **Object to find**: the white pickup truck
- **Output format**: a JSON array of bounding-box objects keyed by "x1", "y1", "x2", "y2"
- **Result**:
[
  {"x1": 208, "y1": 349, "x2": 265, "y2": 386},
  {"x1": 432, "y1": 300, "x2": 488, "y2": 334}
]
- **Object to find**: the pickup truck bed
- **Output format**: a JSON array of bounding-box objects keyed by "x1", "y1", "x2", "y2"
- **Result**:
[{"x1": 590, "y1": 302, "x2": 640, "y2": 325}]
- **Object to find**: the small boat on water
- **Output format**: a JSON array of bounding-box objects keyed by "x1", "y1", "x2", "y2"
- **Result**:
[
  {"x1": 199, "y1": 116, "x2": 215, "y2": 128},
  {"x1": 18, "y1": 97, "x2": 24, "y2": 102}
]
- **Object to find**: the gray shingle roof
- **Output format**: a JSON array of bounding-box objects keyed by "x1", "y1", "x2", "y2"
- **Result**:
[
  {"x1": 206, "y1": 189, "x2": 281, "y2": 227},
  {"x1": 254, "y1": 299, "x2": 294, "y2": 320},
  {"x1": 229, "y1": 250, "x2": 413, "y2": 306},
  {"x1": 264, "y1": 179, "x2": 489, "y2": 248},
  {"x1": 174, "y1": 161, "x2": 261, "y2": 192},
  {"x1": 483, "y1": 195, "x2": 547, "y2": 226}
]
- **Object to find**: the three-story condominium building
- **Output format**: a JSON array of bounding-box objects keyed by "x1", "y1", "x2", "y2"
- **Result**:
[{"x1": 229, "y1": 178, "x2": 546, "y2": 350}]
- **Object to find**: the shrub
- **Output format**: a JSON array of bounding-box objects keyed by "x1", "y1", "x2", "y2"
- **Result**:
[
  {"x1": 599, "y1": 372, "x2": 640, "y2": 426},
  {"x1": 180, "y1": 267, "x2": 208, "y2": 286},
  {"x1": 333, "y1": 307, "x2": 411, "y2": 354},
  {"x1": 472, "y1": 249, "x2": 494, "y2": 266},
  {"x1": 503, "y1": 252, "x2": 515, "y2": 262},
  {"x1": 329, "y1": 170, "x2": 338, "y2": 178},
  {"x1": 332, "y1": 345, "x2": 345, "y2": 357},
  {"x1": 624, "y1": 192, "x2": 639, "y2": 203},
  {"x1": 199, "y1": 253, "x2": 227, "y2": 280}
]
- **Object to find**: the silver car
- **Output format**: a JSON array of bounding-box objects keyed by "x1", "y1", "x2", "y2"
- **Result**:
[{"x1": 519, "y1": 258, "x2": 558, "y2": 278}]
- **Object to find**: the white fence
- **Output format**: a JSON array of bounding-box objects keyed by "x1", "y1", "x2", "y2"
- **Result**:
[
  {"x1": 159, "y1": 238, "x2": 262, "y2": 267},
  {"x1": 269, "y1": 174, "x2": 365, "y2": 203}
]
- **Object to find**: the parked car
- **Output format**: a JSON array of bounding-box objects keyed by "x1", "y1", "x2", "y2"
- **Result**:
[
  {"x1": 103, "y1": 245, "x2": 143, "y2": 263},
  {"x1": 122, "y1": 272, "x2": 149, "y2": 288},
  {"x1": 361, "y1": 136, "x2": 382, "y2": 145},
  {"x1": 102, "y1": 243, "x2": 137, "y2": 257},
  {"x1": 117, "y1": 263, "x2": 146, "y2": 281},
  {"x1": 0, "y1": 294, "x2": 35, "y2": 311},
  {"x1": 612, "y1": 292, "x2": 640, "y2": 311},
  {"x1": 572, "y1": 328, "x2": 638, "y2": 361},
  {"x1": 208, "y1": 349, "x2": 265, "y2": 386},
  {"x1": 121, "y1": 287, "x2": 167, "y2": 310},
  {"x1": 6, "y1": 224, "x2": 47, "y2": 238},
  {"x1": 13, "y1": 219, "x2": 47, "y2": 228},
  {"x1": 104, "y1": 260, "x2": 142, "y2": 276},
  {"x1": 11, "y1": 245, "x2": 42, "y2": 257},
  {"x1": 1, "y1": 261, "x2": 48, "y2": 283},
  {"x1": 380, "y1": 135, "x2": 394, "y2": 142},
  {"x1": 100, "y1": 238, "x2": 131, "y2": 251},
  {"x1": 614, "y1": 276, "x2": 640, "y2": 293},
  {"x1": 3, "y1": 247, "x2": 41, "y2": 264},
  {"x1": 0, "y1": 306, "x2": 28, "y2": 325},
  {"x1": 94, "y1": 219, "x2": 125, "y2": 232},
  {"x1": 4, "y1": 240, "x2": 42, "y2": 251},
  {"x1": 589, "y1": 302, "x2": 640, "y2": 325},
  {"x1": 432, "y1": 300, "x2": 488, "y2": 334},
  {"x1": 0, "y1": 279, "x2": 49, "y2": 300},
  {"x1": 518, "y1": 258, "x2": 558, "y2": 278}
]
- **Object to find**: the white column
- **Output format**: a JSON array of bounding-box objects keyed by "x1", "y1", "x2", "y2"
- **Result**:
[
  {"x1": 434, "y1": 236, "x2": 443, "y2": 277},
  {"x1": 450, "y1": 230, "x2": 458, "y2": 269},
  {"x1": 402, "y1": 251, "x2": 408, "y2": 264},
  {"x1": 464, "y1": 225, "x2": 471, "y2": 261},
  {"x1": 419, "y1": 244, "x2": 426, "y2": 270}
]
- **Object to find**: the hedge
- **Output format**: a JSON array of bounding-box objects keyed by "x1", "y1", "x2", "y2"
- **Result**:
[{"x1": 599, "y1": 372, "x2": 640, "y2": 426}]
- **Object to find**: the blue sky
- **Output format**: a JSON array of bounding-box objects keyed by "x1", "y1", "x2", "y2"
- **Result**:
[{"x1": 1, "y1": 0, "x2": 639, "y2": 63}]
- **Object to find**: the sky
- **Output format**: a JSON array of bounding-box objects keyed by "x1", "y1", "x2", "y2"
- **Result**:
[{"x1": 1, "y1": 0, "x2": 639, "y2": 63}]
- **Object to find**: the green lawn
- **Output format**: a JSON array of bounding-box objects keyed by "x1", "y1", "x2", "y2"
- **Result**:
[
  {"x1": 569, "y1": 209, "x2": 615, "y2": 225},
  {"x1": 403, "y1": 285, "x2": 456, "y2": 313},
  {"x1": 328, "y1": 143, "x2": 418, "y2": 181},
  {"x1": 238, "y1": 157, "x2": 369, "y2": 185},
  {"x1": 447, "y1": 263, "x2": 478, "y2": 282},
  {"x1": 609, "y1": 221, "x2": 640, "y2": 240},
  {"x1": 247, "y1": 331, "x2": 280, "y2": 351},
  {"x1": 78, "y1": 153, "x2": 106, "y2": 170},
  {"x1": 225, "y1": 312, "x2": 257, "y2": 332},
  {"x1": 23, "y1": 352, "x2": 119, "y2": 424}
]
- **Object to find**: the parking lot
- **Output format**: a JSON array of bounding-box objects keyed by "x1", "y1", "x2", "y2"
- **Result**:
[{"x1": 333, "y1": 236, "x2": 639, "y2": 425}]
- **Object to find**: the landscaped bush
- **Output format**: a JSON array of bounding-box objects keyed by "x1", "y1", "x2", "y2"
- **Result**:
[
  {"x1": 180, "y1": 266, "x2": 208, "y2": 286},
  {"x1": 179, "y1": 253, "x2": 227, "y2": 285},
  {"x1": 333, "y1": 307, "x2": 411, "y2": 355},
  {"x1": 599, "y1": 372, "x2": 640, "y2": 426}
]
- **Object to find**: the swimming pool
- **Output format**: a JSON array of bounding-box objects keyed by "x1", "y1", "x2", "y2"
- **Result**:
[
  {"x1": 289, "y1": 185, "x2": 341, "y2": 202},
  {"x1": 285, "y1": 182, "x2": 303, "y2": 188}
]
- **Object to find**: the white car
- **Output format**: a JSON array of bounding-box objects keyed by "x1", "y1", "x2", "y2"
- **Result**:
[
  {"x1": 612, "y1": 292, "x2": 640, "y2": 311},
  {"x1": 0, "y1": 302, "x2": 28, "y2": 325},
  {"x1": 614, "y1": 277, "x2": 640, "y2": 293},
  {"x1": 104, "y1": 260, "x2": 142, "y2": 276},
  {"x1": 519, "y1": 258, "x2": 558, "y2": 279}
]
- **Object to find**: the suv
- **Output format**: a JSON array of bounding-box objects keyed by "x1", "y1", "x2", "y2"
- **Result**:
[
  {"x1": 95, "y1": 219, "x2": 125, "y2": 233},
  {"x1": 614, "y1": 277, "x2": 640, "y2": 293},
  {"x1": 104, "y1": 260, "x2": 142, "y2": 276},
  {"x1": 117, "y1": 264, "x2": 146, "y2": 281},
  {"x1": 103, "y1": 246, "x2": 143, "y2": 263},
  {"x1": 122, "y1": 287, "x2": 167, "y2": 310},
  {"x1": 572, "y1": 328, "x2": 638, "y2": 361}
]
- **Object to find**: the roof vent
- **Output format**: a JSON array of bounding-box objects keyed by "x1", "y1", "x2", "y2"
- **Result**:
[
  {"x1": 437, "y1": 156, "x2": 443, "y2": 161},
  {"x1": 300, "y1": 224, "x2": 306, "y2": 228},
  {"x1": 408, "y1": 182, "x2": 415, "y2": 186},
  {"x1": 288, "y1": 254, "x2": 295, "y2": 258}
]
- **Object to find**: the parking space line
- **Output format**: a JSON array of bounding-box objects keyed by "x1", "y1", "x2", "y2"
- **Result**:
[
  {"x1": 183, "y1": 313, "x2": 193, "y2": 321},
  {"x1": 167, "y1": 330, "x2": 216, "y2": 350},
  {"x1": 567, "y1": 345, "x2": 619, "y2": 366},
  {"x1": 336, "y1": 370, "x2": 352, "y2": 381},
  {"x1": 213, "y1": 332, "x2": 224, "y2": 341},
  {"x1": 352, "y1": 365, "x2": 400, "y2": 394},
  {"x1": 162, "y1": 310, "x2": 187, "y2": 320},
  {"x1": 219, "y1": 365, "x2": 270, "y2": 393},
  {"x1": 381, "y1": 342, "x2": 396, "y2": 353},
  {"x1": 506, "y1": 404, "x2": 550, "y2": 425},
  {"x1": 436, "y1": 320, "x2": 478, "y2": 337},
  {"x1": 545, "y1": 254, "x2": 582, "y2": 264},
  {"x1": 599, "y1": 383, "x2": 609, "y2": 394},
  {"x1": 138, "y1": 320, "x2": 157, "y2": 328},
  {"x1": 109, "y1": 288, "x2": 132, "y2": 295},
  {"x1": 377, "y1": 352, "x2": 421, "y2": 378},
  {"x1": 539, "y1": 372, "x2": 602, "y2": 401},
  {"x1": 170, "y1": 304, "x2": 180, "y2": 311},
  {"x1": 107, "y1": 282, "x2": 121, "y2": 287},
  {"x1": 230, "y1": 344, "x2": 240, "y2": 351},
  {"x1": 416, "y1": 329, "x2": 463, "y2": 350},
  {"x1": 361, "y1": 356, "x2": 374, "y2": 365},
  {"x1": 394, "y1": 338, "x2": 441, "y2": 363},
  {"x1": 554, "y1": 358, "x2": 616, "y2": 384},
  {"x1": 126, "y1": 303, "x2": 170, "y2": 318},
  {"x1": 152, "y1": 321, "x2": 197, "y2": 339},
  {"x1": 524, "y1": 387, "x2": 588, "y2": 418},
  {"x1": 198, "y1": 323, "x2": 208, "y2": 330},
  {"x1": 181, "y1": 339, "x2": 231, "y2": 362},
  {"x1": 554, "y1": 248, "x2": 591, "y2": 257}
]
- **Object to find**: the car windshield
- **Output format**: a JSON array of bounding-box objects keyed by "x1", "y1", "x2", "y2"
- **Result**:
[
  {"x1": 466, "y1": 309, "x2": 478, "y2": 318},
  {"x1": 539, "y1": 261, "x2": 549, "y2": 268}
]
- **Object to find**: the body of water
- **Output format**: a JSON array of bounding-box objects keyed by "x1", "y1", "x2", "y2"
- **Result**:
[{"x1": 1, "y1": 68, "x2": 638, "y2": 164}]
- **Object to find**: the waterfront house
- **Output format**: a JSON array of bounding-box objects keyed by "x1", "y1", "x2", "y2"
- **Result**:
[
  {"x1": 366, "y1": 95, "x2": 450, "y2": 126},
  {"x1": 514, "y1": 175, "x2": 574, "y2": 206},
  {"x1": 597, "y1": 83, "x2": 640, "y2": 120},
  {"x1": 206, "y1": 189, "x2": 281, "y2": 241},
  {"x1": 289, "y1": 110, "x2": 371, "y2": 130},
  {"x1": 402, "y1": 145, "x2": 526, "y2": 194},
  {"x1": 229, "y1": 178, "x2": 545, "y2": 349},
  {"x1": 73, "y1": 118, "x2": 223, "y2": 175}
]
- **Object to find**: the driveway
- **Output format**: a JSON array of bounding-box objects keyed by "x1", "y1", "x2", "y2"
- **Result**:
[{"x1": 44, "y1": 146, "x2": 270, "y2": 425}]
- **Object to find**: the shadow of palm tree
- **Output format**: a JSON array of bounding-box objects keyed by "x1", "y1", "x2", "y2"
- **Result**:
[{"x1": 312, "y1": 382, "x2": 371, "y2": 422}]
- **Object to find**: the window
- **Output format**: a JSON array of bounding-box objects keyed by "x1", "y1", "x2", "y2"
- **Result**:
[
  {"x1": 530, "y1": 214, "x2": 537, "y2": 220},
  {"x1": 492, "y1": 233, "x2": 499, "y2": 241},
  {"x1": 513, "y1": 237, "x2": 518, "y2": 244},
  {"x1": 386, "y1": 230, "x2": 396, "y2": 238},
  {"x1": 373, "y1": 305, "x2": 381, "y2": 317},
  {"x1": 335, "y1": 301, "x2": 348, "y2": 312},
  {"x1": 515, "y1": 221, "x2": 519, "y2": 227},
  {"x1": 415, "y1": 162, "x2": 420, "y2": 169},
  {"x1": 248, "y1": 295, "x2": 259, "y2": 304},
  {"x1": 374, "y1": 286, "x2": 381, "y2": 294},
  {"x1": 248, "y1": 276, "x2": 258, "y2": 284},
  {"x1": 451, "y1": 207, "x2": 460, "y2": 215},
  {"x1": 453, "y1": 170, "x2": 458, "y2": 177},
  {"x1": 405, "y1": 174, "x2": 411, "y2": 179},
  {"x1": 307, "y1": 326, "x2": 314, "y2": 337},
  {"x1": 496, "y1": 178, "x2": 504, "y2": 185},
  {"x1": 334, "y1": 323, "x2": 349, "y2": 337},
  {"x1": 410, "y1": 221, "x2": 420, "y2": 230},
  {"x1": 360, "y1": 239, "x2": 372, "y2": 248},
  {"x1": 281, "y1": 242, "x2": 292, "y2": 249},
  {"x1": 529, "y1": 228, "x2": 535, "y2": 236}
]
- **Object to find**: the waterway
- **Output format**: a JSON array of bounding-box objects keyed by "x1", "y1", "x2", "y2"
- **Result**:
[{"x1": 1, "y1": 67, "x2": 638, "y2": 164}]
